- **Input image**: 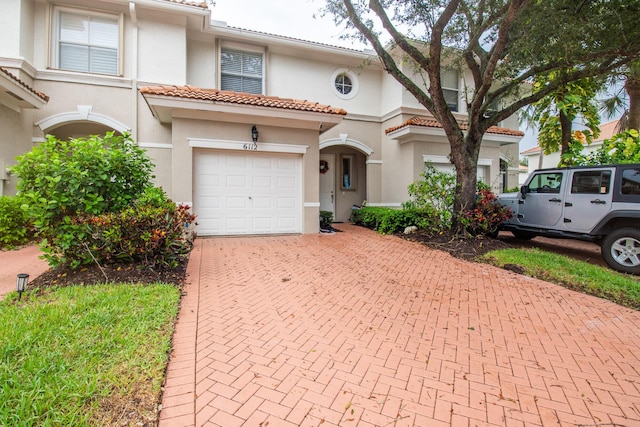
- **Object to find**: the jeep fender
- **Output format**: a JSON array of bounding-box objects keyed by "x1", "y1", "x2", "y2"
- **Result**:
[{"x1": 591, "y1": 210, "x2": 640, "y2": 237}]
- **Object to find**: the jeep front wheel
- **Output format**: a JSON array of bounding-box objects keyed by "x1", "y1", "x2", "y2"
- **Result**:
[{"x1": 601, "y1": 228, "x2": 640, "y2": 274}]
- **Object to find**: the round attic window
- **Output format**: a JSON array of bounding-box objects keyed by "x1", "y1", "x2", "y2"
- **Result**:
[{"x1": 331, "y1": 69, "x2": 359, "y2": 100}]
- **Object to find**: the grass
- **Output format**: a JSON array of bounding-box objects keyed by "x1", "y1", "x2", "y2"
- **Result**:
[
  {"x1": 482, "y1": 247, "x2": 640, "y2": 310},
  {"x1": 0, "y1": 283, "x2": 180, "y2": 426}
]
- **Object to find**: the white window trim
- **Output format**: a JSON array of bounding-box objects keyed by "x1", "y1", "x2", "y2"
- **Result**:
[
  {"x1": 331, "y1": 68, "x2": 359, "y2": 100},
  {"x1": 50, "y1": 5, "x2": 123, "y2": 76},
  {"x1": 188, "y1": 138, "x2": 308, "y2": 154},
  {"x1": 219, "y1": 42, "x2": 266, "y2": 94}
]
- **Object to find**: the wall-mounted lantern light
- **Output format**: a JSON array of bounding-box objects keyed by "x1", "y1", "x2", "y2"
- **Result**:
[
  {"x1": 16, "y1": 273, "x2": 29, "y2": 301},
  {"x1": 251, "y1": 125, "x2": 259, "y2": 142}
]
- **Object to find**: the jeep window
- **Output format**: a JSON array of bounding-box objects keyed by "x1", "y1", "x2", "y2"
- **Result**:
[
  {"x1": 528, "y1": 172, "x2": 563, "y2": 193},
  {"x1": 571, "y1": 171, "x2": 611, "y2": 194},
  {"x1": 621, "y1": 168, "x2": 640, "y2": 195}
]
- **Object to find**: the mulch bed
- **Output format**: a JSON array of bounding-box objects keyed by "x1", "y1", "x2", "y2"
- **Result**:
[{"x1": 29, "y1": 258, "x2": 189, "y2": 289}]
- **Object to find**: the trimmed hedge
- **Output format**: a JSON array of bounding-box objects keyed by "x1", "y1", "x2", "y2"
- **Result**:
[
  {"x1": 350, "y1": 206, "x2": 440, "y2": 234},
  {"x1": 0, "y1": 196, "x2": 33, "y2": 249}
]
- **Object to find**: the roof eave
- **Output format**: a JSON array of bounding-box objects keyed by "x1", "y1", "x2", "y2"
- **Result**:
[
  {"x1": 0, "y1": 73, "x2": 48, "y2": 111},
  {"x1": 141, "y1": 93, "x2": 344, "y2": 132}
]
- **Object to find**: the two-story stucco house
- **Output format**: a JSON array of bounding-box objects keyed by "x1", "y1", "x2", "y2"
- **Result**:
[{"x1": 0, "y1": 0, "x2": 523, "y2": 236}]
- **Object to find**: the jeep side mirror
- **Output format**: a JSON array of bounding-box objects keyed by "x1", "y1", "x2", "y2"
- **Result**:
[{"x1": 520, "y1": 185, "x2": 528, "y2": 199}]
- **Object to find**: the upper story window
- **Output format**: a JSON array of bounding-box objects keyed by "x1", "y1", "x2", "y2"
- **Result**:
[
  {"x1": 331, "y1": 68, "x2": 359, "y2": 100},
  {"x1": 335, "y1": 73, "x2": 352, "y2": 95},
  {"x1": 220, "y1": 48, "x2": 263, "y2": 94},
  {"x1": 441, "y1": 70, "x2": 459, "y2": 112},
  {"x1": 52, "y1": 8, "x2": 120, "y2": 75}
]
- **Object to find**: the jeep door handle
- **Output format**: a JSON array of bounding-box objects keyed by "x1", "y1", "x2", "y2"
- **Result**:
[
  {"x1": 549, "y1": 198, "x2": 562, "y2": 203},
  {"x1": 591, "y1": 199, "x2": 606, "y2": 205}
]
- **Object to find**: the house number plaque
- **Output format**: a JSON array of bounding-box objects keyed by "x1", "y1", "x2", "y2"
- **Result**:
[{"x1": 243, "y1": 142, "x2": 258, "y2": 151}]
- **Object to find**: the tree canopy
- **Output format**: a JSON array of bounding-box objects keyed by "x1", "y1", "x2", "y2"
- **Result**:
[{"x1": 323, "y1": 0, "x2": 640, "y2": 226}]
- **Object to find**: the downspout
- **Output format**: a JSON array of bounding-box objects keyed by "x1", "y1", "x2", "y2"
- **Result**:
[{"x1": 129, "y1": 2, "x2": 138, "y2": 140}]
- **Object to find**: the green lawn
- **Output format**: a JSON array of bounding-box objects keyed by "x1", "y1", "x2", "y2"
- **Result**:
[
  {"x1": 0, "y1": 283, "x2": 180, "y2": 426},
  {"x1": 482, "y1": 247, "x2": 640, "y2": 310}
]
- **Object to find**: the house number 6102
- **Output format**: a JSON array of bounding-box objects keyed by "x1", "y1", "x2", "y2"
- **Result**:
[{"x1": 243, "y1": 143, "x2": 258, "y2": 151}]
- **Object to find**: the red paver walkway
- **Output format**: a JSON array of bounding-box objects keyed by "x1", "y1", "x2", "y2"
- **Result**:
[
  {"x1": 159, "y1": 224, "x2": 640, "y2": 427},
  {"x1": 0, "y1": 245, "x2": 49, "y2": 300}
]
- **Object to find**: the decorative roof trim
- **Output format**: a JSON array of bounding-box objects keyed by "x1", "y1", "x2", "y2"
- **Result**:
[
  {"x1": 158, "y1": 0, "x2": 208, "y2": 9},
  {"x1": 0, "y1": 67, "x2": 49, "y2": 102},
  {"x1": 140, "y1": 85, "x2": 348, "y2": 116},
  {"x1": 385, "y1": 116, "x2": 525, "y2": 137}
]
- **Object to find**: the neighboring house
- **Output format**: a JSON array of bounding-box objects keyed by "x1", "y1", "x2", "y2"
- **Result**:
[
  {"x1": 0, "y1": 0, "x2": 523, "y2": 235},
  {"x1": 522, "y1": 119, "x2": 620, "y2": 172}
]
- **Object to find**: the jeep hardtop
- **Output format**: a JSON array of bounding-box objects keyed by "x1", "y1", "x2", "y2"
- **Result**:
[{"x1": 497, "y1": 163, "x2": 640, "y2": 274}]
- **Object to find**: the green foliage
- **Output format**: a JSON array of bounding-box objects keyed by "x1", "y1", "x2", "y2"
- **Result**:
[
  {"x1": 320, "y1": 210, "x2": 334, "y2": 229},
  {"x1": 404, "y1": 164, "x2": 456, "y2": 228},
  {"x1": 0, "y1": 196, "x2": 33, "y2": 249},
  {"x1": 523, "y1": 73, "x2": 602, "y2": 158},
  {"x1": 46, "y1": 201, "x2": 196, "y2": 269},
  {"x1": 571, "y1": 129, "x2": 640, "y2": 166},
  {"x1": 9, "y1": 133, "x2": 173, "y2": 268},
  {"x1": 12, "y1": 132, "x2": 154, "y2": 232},
  {"x1": 0, "y1": 283, "x2": 180, "y2": 426},
  {"x1": 350, "y1": 206, "x2": 439, "y2": 234},
  {"x1": 459, "y1": 189, "x2": 513, "y2": 237}
]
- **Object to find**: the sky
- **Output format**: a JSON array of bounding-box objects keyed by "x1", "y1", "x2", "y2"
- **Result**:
[{"x1": 209, "y1": 0, "x2": 364, "y2": 49}]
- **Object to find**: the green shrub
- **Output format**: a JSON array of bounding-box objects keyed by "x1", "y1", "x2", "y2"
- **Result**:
[
  {"x1": 320, "y1": 210, "x2": 333, "y2": 229},
  {"x1": 45, "y1": 202, "x2": 197, "y2": 269},
  {"x1": 403, "y1": 164, "x2": 456, "y2": 228},
  {"x1": 11, "y1": 132, "x2": 154, "y2": 233},
  {"x1": 0, "y1": 196, "x2": 32, "y2": 249},
  {"x1": 10, "y1": 132, "x2": 159, "y2": 267},
  {"x1": 350, "y1": 206, "x2": 439, "y2": 234}
]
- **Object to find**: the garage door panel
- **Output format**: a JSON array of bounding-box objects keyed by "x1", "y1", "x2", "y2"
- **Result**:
[
  {"x1": 277, "y1": 197, "x2": 296, "y2": 209},
  {"x1": 199, "y1": 196, "x2": 220, "y2": 209},
  {"x1": 252, "y1": 197, "x2": 272, "y2": 209},
  {"x1": 194, "y1": 149, "x2": 301, "y2": 235}
]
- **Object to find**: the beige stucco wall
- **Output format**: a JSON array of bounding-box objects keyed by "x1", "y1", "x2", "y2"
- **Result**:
[
  {"x1": 0, "y1": 103, "x2": 36, "y2": 196},
  {"x1": 138, "y1": 18, "x2": 187, "y2": 85},
  {"x1": 268, "y1": 52, "x2": 383, "y2": 118},
  {"x1": 170, "y1": 117, "x2": 321, "y2": 233}
]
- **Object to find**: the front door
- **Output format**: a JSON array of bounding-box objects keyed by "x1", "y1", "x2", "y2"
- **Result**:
[{"x1": 319, "y1": 153, "x2": 335, "y2": 216}]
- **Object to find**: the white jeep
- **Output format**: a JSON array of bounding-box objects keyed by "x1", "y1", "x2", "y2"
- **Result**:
[{"x1": 497, "y1": 164, "x2": 640, "y2": 274}]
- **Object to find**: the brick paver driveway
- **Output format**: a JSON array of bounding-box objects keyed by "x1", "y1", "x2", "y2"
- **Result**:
[{"x1": 160, "y1": 224, "x2": 640, "y2": 426}]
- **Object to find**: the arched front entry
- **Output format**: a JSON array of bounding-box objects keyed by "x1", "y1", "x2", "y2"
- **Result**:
[
  {"x1": 36, "y1": 105, "x2": 129, "y2": 140},
  {"x1": 319, "y1": 135, "x2": 373, "y2": 222}
]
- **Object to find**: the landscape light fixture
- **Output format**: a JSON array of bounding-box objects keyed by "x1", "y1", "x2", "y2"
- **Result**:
[
  {"x1": 16, "y1": 273, "x2": 29, "y2": 301},
  {"x1": 251, "y1": 125, "x2": 259, "y2": 142}
]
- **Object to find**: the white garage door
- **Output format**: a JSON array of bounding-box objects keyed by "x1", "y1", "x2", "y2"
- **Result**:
[{"x1": 194, "y1": 149, "x2": 302, "y2": 235}]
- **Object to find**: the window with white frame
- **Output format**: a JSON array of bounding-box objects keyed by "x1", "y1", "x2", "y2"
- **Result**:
[
  {"x1": 441, "y1": 69, "x2": 459, "y2": 112},
  {"x1": 331, "y1": 68, "x2": 359, "y2": 100},
  {"x1": 52, "y1": 8, "x2": 120, "y2": 75},
  {"x1": 220, "y1": 48, "x2": 263, "y2": 94}
]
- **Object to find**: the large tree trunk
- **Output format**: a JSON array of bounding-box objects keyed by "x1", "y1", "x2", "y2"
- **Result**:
[
  {"x1": 449, "y1": 134, "x2": 480, "y2": 232},
  {"x1": 626, "y1": 71, "x2": 640, "y2": 131}
]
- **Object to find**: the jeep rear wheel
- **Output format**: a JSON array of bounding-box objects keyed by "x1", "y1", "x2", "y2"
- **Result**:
[
  {"x1": 601, "y1": 228, "x2": 640, "y2": 274},
  {"x1": 511, "y1": 230, "x2": 536, "y2": 240}
]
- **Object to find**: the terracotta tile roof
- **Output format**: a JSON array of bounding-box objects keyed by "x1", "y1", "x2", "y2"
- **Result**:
[
  {"x1": 220, "y1": 24, "x2": 366, "y2": 54},
  {"x1": 0, "y1": 67, "x2": 49, "y2": 102},
  {"x1": 140, "y1": 85, "x2": 348, "y2": 116},
  {"x1": 159, "y1": 0, "x2": 208, "y2": 8},
  {"x1": 385, "y1": 116, "x2": 525, "y2": 137},
  {"x1": 521, "y1": 145, "x2": 541, "y2": 155}
]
